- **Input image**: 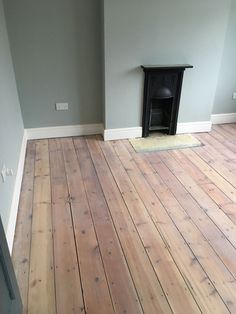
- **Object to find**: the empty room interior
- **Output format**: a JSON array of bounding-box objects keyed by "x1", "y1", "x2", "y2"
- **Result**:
[{"x1": 1, "y1": 0, "x2": 236, "y2": 313}]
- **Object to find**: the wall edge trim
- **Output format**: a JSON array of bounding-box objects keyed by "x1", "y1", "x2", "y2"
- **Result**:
[
  {"x1": 26, "y1": 123, "x2": 104, "y2": 140},
  {"x1": 104, "y1": 127, "x2": 142, "y2": 141},
  {"x1": 6, "y1": 130, "x2": 28, "y2": 253},
  {"x1": 211, "y1": 113, "x2": 236, "y2": 124},
  {"x1": 176, "y1": 121, "x2": 212, "y2": 134},
  {"x1": 104, "y1": 121, "x2": 212, "y2": 140}
]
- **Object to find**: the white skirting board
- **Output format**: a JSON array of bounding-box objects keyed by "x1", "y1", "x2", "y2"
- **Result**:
[
  {"x1": 103, "y1": 121, "x2": 212, "y2": 141},
  {"x1": 103, "y1": 127, "x2": 142, "y2": 141},
  {"x1": 211, "y1": 113, "x2": 236, "y2": 125},
  {"x1": 6, "y1": 130, "x2": 28, "y2": 253},
  {"x1": 26, "y1": 123, "x2": 104, "y2": 140},
  {"x1": 176, "y1": 121, "x2": 212, "y2": 134}
]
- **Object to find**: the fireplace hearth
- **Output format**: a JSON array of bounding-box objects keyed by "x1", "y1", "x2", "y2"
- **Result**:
[{"x1": 141, "y1": 64, "x2": 193, "y2": 137}]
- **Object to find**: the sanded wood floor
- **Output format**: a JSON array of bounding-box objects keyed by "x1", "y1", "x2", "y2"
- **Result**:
[{"x1": 13, "y1": 124, "x2": 236, "y2": 313}]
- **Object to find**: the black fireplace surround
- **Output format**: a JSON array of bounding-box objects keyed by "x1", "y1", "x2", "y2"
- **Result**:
[{"x1": 141, "y1": 64, "x2": 193, "y2": 137}]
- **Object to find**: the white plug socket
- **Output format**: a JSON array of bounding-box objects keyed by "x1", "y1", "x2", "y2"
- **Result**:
[
  {"x1": 1, "y1": 165, "x2": 14, "y2": 183},
  {"x1": 56, "y1": 102, "x2": 69, "y2": 111},
  {"x1": 232, "y1": 93, "x2": 236, "y2": 100},
  {"x1": 1, "y1": 164, "x2": 6, "y2": 182},
  {"x1": 6, "y1": 168, "x2": 14, "y2": 176}
]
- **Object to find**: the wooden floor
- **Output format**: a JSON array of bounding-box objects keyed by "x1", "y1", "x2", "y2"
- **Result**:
[{"x1": 12, "y1": 124, "x2": 236, "y2": 314}]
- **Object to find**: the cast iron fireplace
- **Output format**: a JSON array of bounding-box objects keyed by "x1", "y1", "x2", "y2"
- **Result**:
[{"x1": 141, "y1": 64, "x2": 193, "y2": 137}]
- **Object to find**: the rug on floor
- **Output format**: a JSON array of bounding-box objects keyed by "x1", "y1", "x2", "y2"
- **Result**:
[{"x1": 129, "y1": 133, "x2": 202, "y2": 153}]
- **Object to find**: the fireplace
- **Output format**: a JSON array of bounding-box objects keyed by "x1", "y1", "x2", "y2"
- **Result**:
[{"x1": 141, "y1": 64, "x2": 193, "y2": 137}]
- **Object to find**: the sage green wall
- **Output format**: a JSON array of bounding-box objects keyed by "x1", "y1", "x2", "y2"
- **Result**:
[
  {"x1": 101, "y1": 0, "x2": 106, "y2": 125},
  {"x1": 213, "y1": 0, "x2": 236, "y2": 114},
  {"x1": 4, "y1": 0, "x2": 103, "y2": 128},
  {"x1": 103, "y1": 0, "x2": 231, "y2": 129},
  {"x1": 0, "y1": 0, "x2": 24, "y2": 231}
]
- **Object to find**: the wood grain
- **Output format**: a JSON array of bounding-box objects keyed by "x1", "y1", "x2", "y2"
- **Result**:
[
  {"x1": 74, "y1": 137, "x2": 143, "y2": 314},
  {"x1": 12, "y1": 141, "x2": 35, "y2": 314},
  {"x1": 148, "y1": 152, "x2": 236, "y2": 277},
  {"x1": 87, "y1": 136, "x2": 173, "y2": 313},
  {"x1": 28, "y1": 140, "x2": 56, "y2": 314},
  {"x1": 61, "y1": 138, "x2": 114, "y2": 314},
  {"x1": 49, "y1": 139, "x2": 85, "y2": 313},
  {"x1": 97, "y1": 137, "x2": 200, "y2": 313},
  {"x1": 13, "y1": 124, "x2": 236, "y2": 313}
]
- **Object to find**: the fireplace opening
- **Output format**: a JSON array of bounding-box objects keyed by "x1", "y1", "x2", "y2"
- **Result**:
[
  {"x1": 149, "y1": 87, "x2": 173, "y2": 133},
  {"x1": 141, "y1": 65, "x2": 193, "y2": 137}
]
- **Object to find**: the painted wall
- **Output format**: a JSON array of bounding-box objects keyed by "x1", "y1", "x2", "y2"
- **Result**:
[
  {"x1": 0, "y1": 0, "x2": 24, "y2": 231},
  {"x1": 100, "y1": 0, "x2": 106, "y2": 125},
  {"x1": 213, "y1": 0, "x2": 236, "y2": 114},
  {"x1": 4, "y1": 0, "x2": 103, "y2": 128},
  {"x1": 103, "y1": 0, "x2": 231, "y2": 129}
]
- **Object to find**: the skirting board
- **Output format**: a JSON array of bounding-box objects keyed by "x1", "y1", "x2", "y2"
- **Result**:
[
  {"x1": 6, "y1": 130, "x2": 28, "y2": 253},
  {"x1": 176, "y1": 121, "x2": 212, "y2": 134},
  {"x1": 104, "y1": 127, "x2": 142, "y2": 141},
  {"x1": 104, "y1": 121, "x2": 212, "y2": 141},
  {"x1": 211, "y1": 113, "x2": 236, "y2": 125},
  {"x1": 26, "y1": 123, "x2": 104, "y2": 140}
]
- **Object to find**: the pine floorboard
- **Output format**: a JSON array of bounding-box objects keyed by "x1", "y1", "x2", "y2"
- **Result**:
[{"x1": 12, "y1": 124, "x2": 236, "y2": 313}]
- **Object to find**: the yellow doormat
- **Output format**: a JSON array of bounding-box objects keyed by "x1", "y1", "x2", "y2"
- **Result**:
[{"x1": 129, "y1": 133, "x2": 202, "y2": 153}]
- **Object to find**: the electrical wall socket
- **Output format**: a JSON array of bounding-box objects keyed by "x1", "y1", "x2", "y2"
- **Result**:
[
  {"x1": 233, "y1": 93, "x2": 236, "y2": 100},
  {"x1": 1, "y1": 164, "x2": 6, "y2": 182},
  {"x1": 6, "y1": 168, "x2": 14, "y2": 176},
  {"x1": 1, "y1": 164, "x2": 14, "y2": 183},
  {"x1": 55, "y1": 102, "x2": 69, "y2": 110}
]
